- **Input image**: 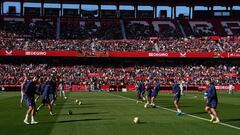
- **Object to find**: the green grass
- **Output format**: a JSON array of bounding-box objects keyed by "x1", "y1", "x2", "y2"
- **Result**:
[{"x1": 0, "y1": 91, "x2": 240, "y2": 135}]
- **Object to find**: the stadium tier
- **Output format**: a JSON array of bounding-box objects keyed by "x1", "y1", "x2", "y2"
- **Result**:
[
  {"x1": 1, "y1": 17, "x2": 240, "y2": 38},
  {"x1": 0, "y1": 17, "x2": 240, "y2": 55}
]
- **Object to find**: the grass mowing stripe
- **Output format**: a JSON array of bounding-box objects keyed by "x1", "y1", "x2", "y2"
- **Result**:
[
  {"x1": 0, "y1": 92, "x2": 19, "y2": 100},
  {"x1": 49, "y1": 98, "x2": 68, "y2": 135},
  {"x1": 106, "y1": 92, "x2": 240, "y2": 130}
]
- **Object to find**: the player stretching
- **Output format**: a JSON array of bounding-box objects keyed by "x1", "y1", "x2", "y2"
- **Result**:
[
  {"x1": 205, "y1": 79, "x2": 220, "y2": 123},
  {"x1": 23, "y1": 76, "x2": 39, "y2": 125},
  {"x1": 169, "y1": 79, "x2": 182, "y2": 116},
  {"x1": 37, "y1": 79, "x2": 55, "y2": 115},
  {"x1": 136, "y1": 80, "x2": 145, "y2": 104},
  {"x1": 150, "y1": 79, "x2": 160, "y2": 108}
]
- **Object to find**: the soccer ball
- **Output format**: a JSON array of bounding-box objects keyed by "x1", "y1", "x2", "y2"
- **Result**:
[
  {"x1": 133, "y1": 117, "x2": 140, "y2": 124},
  {"x1": 68, "y1": 110, "x2": 73, "y2": 115},
  {"x1": 78, "y1": 101, "x2": 82, "y2": 105},
  {"x1": 75, "y1": 99, "x2": 79, "y2": 103},
  {"x1": 203, "y1": 92, "x2": 208, "y2": 100},
  {"x1": 151, "y1": 103, "x2": 156, "y2": 108},
  {"x1": 64, "y1": 97, "x2": 68, "y2": 100}
]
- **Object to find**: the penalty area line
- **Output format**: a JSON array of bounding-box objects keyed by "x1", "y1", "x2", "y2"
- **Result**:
[{"x1": 106, "y1": 92, "x2": 240, "y2": 130}]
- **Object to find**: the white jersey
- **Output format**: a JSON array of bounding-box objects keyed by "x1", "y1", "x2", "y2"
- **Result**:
[
  {"x1": 59, "y1": 84, "x2": 64, "y2": 91},
  {"x1": 229, "y1": 84, "x2": 234, "y2": 94},
  {"x1": 229, "y1": 84, "x2": 234, "y2": 91},
  {"x1": 180, "y1": 84, "x2": 183, "y2": 91}
]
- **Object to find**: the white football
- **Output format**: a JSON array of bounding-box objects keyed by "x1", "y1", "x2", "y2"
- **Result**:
[
  {"x1": 75, "y1": 99, "x2": 79, "y2": 103},
  {"x1": 133, "y1": 117, "x2": 140, "y2": 124},
  {"x1": 79, "y1": 101, "x2": 82, "y2": 105},
  {"x1": 64, "y1": 97, "x2": 68, "y2": 100}
]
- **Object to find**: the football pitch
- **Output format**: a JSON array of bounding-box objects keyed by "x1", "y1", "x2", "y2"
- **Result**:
[{"x1": 0, "y1": 91, "x2": 240, "y2": 135}]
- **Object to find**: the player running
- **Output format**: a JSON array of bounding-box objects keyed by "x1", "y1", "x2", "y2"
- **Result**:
[
  {"x1": 150, "y1": 79, "x2": 160, "y2": 108},
  {"x1": 169, "y1": 79, "x2": 182, "y2": 116},
  {"x1": 35, "y1": 78, "x2": 45, "y2": 102},
  {"x1": 136, "y1": 80, "x2": 145, "y2": 104},
  {"x1": 49, "y1": 78, "x2": 57, "y2": 106},
  {"x1": 204, "y1": 78, "x2": 220, "y2": 123},
  {"x1": 23, "y1": 76, "x2": 39, "y2": 125},
  {"x1": 144, "y1": 80, "x2": 153, "y2": 108},
  {"x1": 36, "y1": 78, "x2": 56, "y2": 116}
]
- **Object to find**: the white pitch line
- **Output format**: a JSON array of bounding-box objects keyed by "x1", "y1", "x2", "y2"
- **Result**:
[{"x1": 106, "y1": 93, "x2": 240, "y2": 130}]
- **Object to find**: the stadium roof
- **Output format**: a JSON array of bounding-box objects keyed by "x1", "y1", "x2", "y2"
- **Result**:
[{"x1": 4, "y1": 0, "x2": 240, "y2": 6}]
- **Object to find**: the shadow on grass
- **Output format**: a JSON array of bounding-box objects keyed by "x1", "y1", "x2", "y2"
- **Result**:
[
  {"x1": 138, "y1": 122, "x2": 147, "y2": 124},
  {"x1": 222, "y1": 118, "x2": 240, "y2": 122},
  {"x1": 61, "y1": 105, "x2": 97, "y2": 109},
  {"x1": 130, "y1": 122, "x2": 147, "y2": 125},
  {"x1": 162, "y1": 105, "x2": 192, "y2": 108},
  {"x1": 59, "y1": 112, "x2": 109, "y2": 116},
  {"x1": 73, "y1": 112, "x2": 108, "y2": 115},
  {"x1": 41, "y1": 118, "x2": 115, "y2": 124},
  {"x1": 188, "y1": 111, "x2": 207, "y2": 115}
]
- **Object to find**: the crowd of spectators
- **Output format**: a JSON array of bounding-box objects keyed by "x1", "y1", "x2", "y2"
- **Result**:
[
  {"x1": 0, "y1": 20, "x2": 239, "y2": 52},
  {"x1": 219, "y1": 36, "x2": 240, "y2": 52},
  {"x1": 0, "y1": 32, "x2": 240, "y2": 52},
  {"x1": 0, "y1": 64, "x2": 239, "y2": 86},
  {"x1": 0, "y1": 19, "x2": 240, "y2": 87}
]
